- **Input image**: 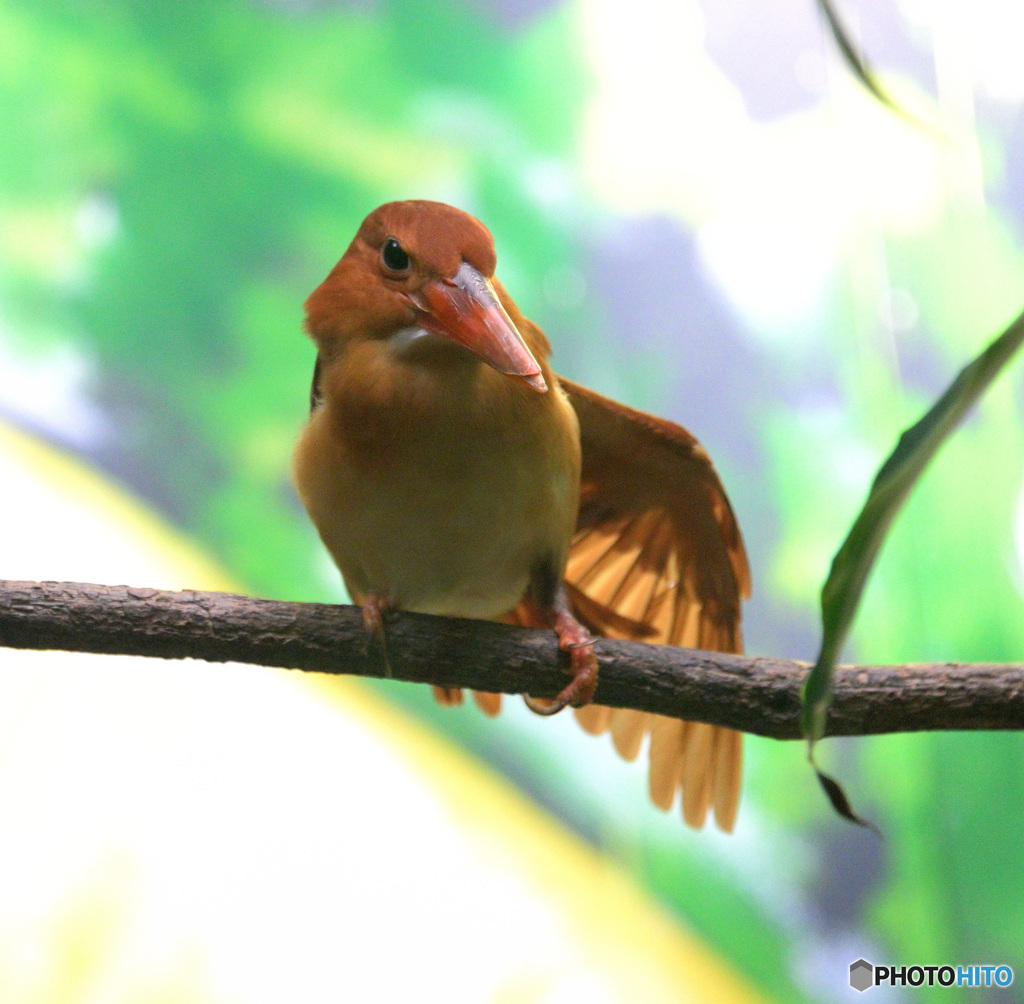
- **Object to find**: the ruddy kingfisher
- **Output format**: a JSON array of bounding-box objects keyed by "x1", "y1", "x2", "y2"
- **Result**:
[{"x1": 293, "y1": 200, "x2": 750, "y2": 831}]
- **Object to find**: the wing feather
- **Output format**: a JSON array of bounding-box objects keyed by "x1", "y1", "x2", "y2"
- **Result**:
[{"x1": 558, "y1": 377, "x2": 749, "y2": 832}]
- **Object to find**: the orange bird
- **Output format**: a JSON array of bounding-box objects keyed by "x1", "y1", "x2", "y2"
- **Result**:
[{"x1": 293, "y1": 201, "x2": 750, "y2": 831}]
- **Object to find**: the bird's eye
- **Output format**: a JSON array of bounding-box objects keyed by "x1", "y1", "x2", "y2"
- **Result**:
[{"x1": 381, "y1": 238, "x2": 410, "y2": 272}]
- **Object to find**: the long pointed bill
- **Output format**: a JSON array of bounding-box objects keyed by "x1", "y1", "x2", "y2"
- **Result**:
[{"x1": 413, "y1": 262, "x2": 548, "y2": 393}]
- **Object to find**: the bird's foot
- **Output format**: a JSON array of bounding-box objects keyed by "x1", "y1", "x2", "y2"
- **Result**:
[
  {"x1": 361, "y1": 592, "x2": 393, "y2": 678},
  {"x1": 524, "y1": 608, "x2": 598, "y2": 717}
]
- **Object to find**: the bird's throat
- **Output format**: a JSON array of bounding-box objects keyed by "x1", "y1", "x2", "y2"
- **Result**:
[
  {"x1": 389, "y1": 323, "x2": 468, "y2": 358},
  {"x1": 387, "y1": 326, "x2": 477, "y2": 367}
]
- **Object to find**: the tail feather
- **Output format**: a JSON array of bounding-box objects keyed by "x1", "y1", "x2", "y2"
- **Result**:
[
  {"x1": 473, "y1": 691, "x2": 503, "y2": 717},
  {"x1": 648, "y1": 717, "x2": 686, "y2": 811},
  {"x1": 681, "y1": 722, "x2": 715, "y2": 828},
  {"x1": 711, "y1": 727, "x2": 743, "y2": 833},
  {"x1": 433, "y1": 686, "x2": 464, "y2": 707},
  {"x1": 610, "y1": 708, "x2": 649, "y2": 762},
  {"x1": 574, "y1": 704, "x2": 613, "y2": 735}
]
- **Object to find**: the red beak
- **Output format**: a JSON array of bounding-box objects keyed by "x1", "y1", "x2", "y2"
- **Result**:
[{"x1": 412, "y1": 262, "x2": 548, "y2": 393}]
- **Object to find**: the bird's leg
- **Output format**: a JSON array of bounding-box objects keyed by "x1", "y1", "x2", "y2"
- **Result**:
[
  {"x1": 523, "y1": 585, "x2": 598, "y2": 716},
  {"x1": 361, "y1": 591, "x2": 393, "y2": 678},
  {"x1": 365, "y1": 595, "x2": 465, "y2": 705}
]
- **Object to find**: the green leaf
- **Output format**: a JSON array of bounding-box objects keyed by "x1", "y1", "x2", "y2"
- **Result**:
[
  {"x1": 803, "y1": 304, "x2": 1024, "y2": 744},
  {"x1": 815, "y1": 0, "x2": 893, "y2": 108},
  {"x1": 815, "y1": 0, "x2": 929, "y2": 131}
]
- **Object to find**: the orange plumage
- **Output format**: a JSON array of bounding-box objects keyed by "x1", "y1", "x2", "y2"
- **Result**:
[{"x1": 293, "y1": 200, "x2": 750, "y2": 831}]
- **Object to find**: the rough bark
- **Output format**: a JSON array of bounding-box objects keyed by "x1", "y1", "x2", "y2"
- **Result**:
[{"x1": 0, "y1": 579, "x2": 1021, "y2": 739}]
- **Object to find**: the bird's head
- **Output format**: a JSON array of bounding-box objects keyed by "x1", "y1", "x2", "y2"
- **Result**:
[{"x1": 305, "y1": 200, "x2": 547, "y2": 393}]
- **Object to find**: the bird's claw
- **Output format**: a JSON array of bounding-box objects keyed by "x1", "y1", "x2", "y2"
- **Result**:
[{"x1": 525, "y1": 611, "x2": 598, "y2": 716}]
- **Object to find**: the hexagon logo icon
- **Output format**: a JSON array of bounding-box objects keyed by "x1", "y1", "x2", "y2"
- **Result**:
[{"x1": 850, "y1": 959, "x2": 874, "y2": 992}]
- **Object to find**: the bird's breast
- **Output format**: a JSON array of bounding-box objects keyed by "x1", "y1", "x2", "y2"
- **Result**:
[{"x1": 293, "y1": 349, "x2": 581, "y2": 620}]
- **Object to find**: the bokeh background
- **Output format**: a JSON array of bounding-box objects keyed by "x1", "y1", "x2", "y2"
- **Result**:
[{"x1": 1, "y1": 0, "x2": 1023, "y2": 1001}]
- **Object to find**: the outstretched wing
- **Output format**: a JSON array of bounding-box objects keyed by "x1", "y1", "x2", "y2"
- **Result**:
[{"x1": 557, "y1": 377, "x2": 750, "y2": 832}]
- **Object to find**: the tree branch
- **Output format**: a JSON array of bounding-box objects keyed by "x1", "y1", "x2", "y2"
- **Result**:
[{"x1": 0, "y1": 579, "x2": 1021, "y2": 739}]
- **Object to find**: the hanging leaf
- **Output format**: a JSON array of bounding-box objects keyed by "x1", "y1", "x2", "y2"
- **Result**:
[
  {"x1": 815, "y1": 0, "x2": 919, "y2": 125},
  {"x1": 815, "y1": 0, "x2": 890, "y2": 106},
  {"x1": 802, "y1": 304, "x2": 1024, "y2": 771}
]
